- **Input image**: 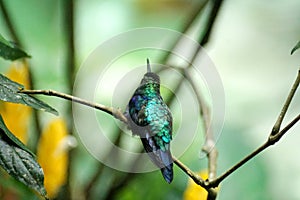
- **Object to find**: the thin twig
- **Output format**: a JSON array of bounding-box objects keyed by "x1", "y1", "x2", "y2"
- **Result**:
[
  {"x1": 19, "y1": 88, "x2": 204, "y2": 195},
  {"x1": 209, "y1": 69, "x2": 300, "y2": 187},
  {"x1": 19, "y1": 89, "x2": 128, "y2": 124},
  {"x1": 177, "y1": 1, "x2": 223, "y2": 199},
  {"x1": 269, "y1": 114, "x2": 300, "y2": 144},
  {"x1": 271, "y1": 69, "x2": 300, "y2": 135},
  {"x1": 209, "y1": 113, "x2": 300, "y2": 187},
  {"x1": 18, "y1": 69, "x2": 300, "y2": 192},
  {"x1": 183, "y1": 68, "x2": 218, "y2": 181},
  {"x1": 183, "y1": 66, "x2": 218, "y2": 199},
  {"x1": 172, "y1": 156, "x2": 204, "y2": 186}
]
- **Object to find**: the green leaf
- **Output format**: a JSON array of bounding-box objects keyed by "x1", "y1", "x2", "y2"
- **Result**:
[
  {"x1": 0, "y1": 73, "x2": 58, "y2": 115},
  {"x1": 0, "y1": 115, "x2": 34, "y2": 156},
  {"x1": 291, "y1": 41, "x2": 300, "y2": 55},
  {"x1": 0, "y1": 115, "x2": 47, "y2": 198},
  {"x1": 0, "y1": 34, "x2": 30, "y2": 60}
]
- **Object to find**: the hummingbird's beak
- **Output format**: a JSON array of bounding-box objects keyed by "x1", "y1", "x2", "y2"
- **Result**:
[{"x1": 147, "y1": 58, "x2": 151, "y2": 73}]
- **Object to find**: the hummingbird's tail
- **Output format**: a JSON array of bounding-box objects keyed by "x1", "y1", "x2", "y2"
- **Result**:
[
  {"x1": 141, "y1": 137, "x2": 174, "y2": 183},
  {"x1": 159, "y1": 147, "x2": 173, "y2": 183},
  {"x1": 161, "y1": 163, "x2": 173, "y2": 183}
]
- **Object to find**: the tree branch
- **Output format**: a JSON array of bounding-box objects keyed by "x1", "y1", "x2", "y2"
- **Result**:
[
  {"x1": 18, "y1": 88, "x2": 207, "y2": 185},
  {"x1": 172, "y1": 156, "x2": 204, "y2": 185},
  {"x1": 183, "y1": 68, "x2": 218, "y2": 181},
  {"x1": 209, "y1": 113, "x2": 300, "y2": 188},
  {"x1": 208, "y1": 68, "x2": 300, "y2": 187},
  {"x1": 176, "y1": 1, "x2": 224, "y2": 198},
  {"x1": 271, "y1": 69, "x2": 300, "y2": 135},
  {"x1": 18, "y1": 65, "x2": 300, "y2": 194},
  {"x1": 19, "y1": 89, "x2": 127, "y2": 124}
]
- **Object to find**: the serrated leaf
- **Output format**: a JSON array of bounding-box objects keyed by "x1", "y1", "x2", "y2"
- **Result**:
[
  {"x1": 291, "y1": 41, "x2": 300, "y2": 55},
  {"x1": 0, "y1": 73, "x2": 58, "y2": 115},
  {"x1": 0, "y1": 34, "x2": 30, "y2": 60},
  {"x1": 0, "y1": 115, "x2": 47, "y2": 198}
]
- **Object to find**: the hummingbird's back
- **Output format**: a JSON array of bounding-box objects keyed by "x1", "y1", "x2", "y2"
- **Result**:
[{"x1": 125, "y1": 59, "x2": 174, "y2": 183}]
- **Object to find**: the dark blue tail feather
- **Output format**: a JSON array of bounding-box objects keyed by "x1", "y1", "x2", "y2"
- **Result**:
[{"x1": 161, "y1": 163, "x2": 173, "y2": 183}]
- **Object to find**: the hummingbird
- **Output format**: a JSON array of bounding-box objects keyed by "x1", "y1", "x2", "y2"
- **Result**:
[{"x1": 125, "y1": 59, "x2": 173, "y2": 183}]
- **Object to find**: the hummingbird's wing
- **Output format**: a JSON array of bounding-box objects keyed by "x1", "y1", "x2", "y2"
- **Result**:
[
  {"x1": 127, "y1": 94, "x2": 174, "y2": 183},
  {"x1": 141, "y1": 137, "x2": 173, "y2": 183},
  {"x1": 142, "y1": 97, "x2": 174, "y2": 183},
  {"x1": 128, "y1": 94, "x2": 148, "y2": 125}
]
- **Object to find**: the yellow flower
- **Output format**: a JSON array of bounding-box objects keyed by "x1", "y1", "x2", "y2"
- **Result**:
[
  {"x1": 183, "y1": 170, "x2": 219, "y2": 200},
  {"x1": 37, "y1": 118, "x2": 69, "y2": 198},
  {"x1": 1, "y1": 61, "x2": 31, "y2": 144}
]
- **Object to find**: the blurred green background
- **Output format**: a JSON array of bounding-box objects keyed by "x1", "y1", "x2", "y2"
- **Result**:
[{"x1": 0, "y1": 0, "x2": 300, "y2": 199}]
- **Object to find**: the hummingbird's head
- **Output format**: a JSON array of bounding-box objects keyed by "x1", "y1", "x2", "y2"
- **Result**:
[{"x1": 140, "y1": 59, "x2": 160, "y2": 85}]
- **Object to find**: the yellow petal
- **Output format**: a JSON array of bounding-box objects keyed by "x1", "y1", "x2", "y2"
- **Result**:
[
  {"x1": 183, "y1": 170, "x2": 219, "y2": 200},
  {"x1": 37, "y1": 118, "x2": 69, "y2": 199},
  {"x1": 1, "y1": 61, "x2": 31, "y2": 144}
]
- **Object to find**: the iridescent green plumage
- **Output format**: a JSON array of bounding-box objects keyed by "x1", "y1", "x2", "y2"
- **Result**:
[{"x1": 125, "y1": 59, "x2": 173, "y2": 183}]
